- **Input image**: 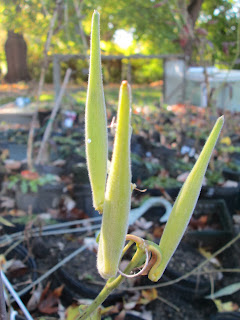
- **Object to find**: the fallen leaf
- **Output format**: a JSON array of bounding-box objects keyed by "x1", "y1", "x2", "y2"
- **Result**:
[
  {"x1": 7, "y1": 259, "x2": 28, "y2": 278},
  {"x1": 206, "y1": 283, "x2": 240, "y2": 300},
  {"x1": 38, "y1": 283, "x2": 64, "y2": 314},
  {"x1": 27, "y1": 283, "x2": 43, "y2": 311},
  {"x1": 0, "y1": 216, "x2": 14, "y2": 226},
  {"x1": 0, "y1": 255, "x2": 7, "y2": 268},
  {"x1": 189, "y1": 215, "x2": 208, "y2": 229},
  {"x1": 213, "y1": 299, "x2": 239, "y2": 312},
  {"x1": 0, "y1": 197, "x2": 15, "y2": 209},
  {"x1": 220, "y1": 136, "x2": 231, "y2": 146},
  {"x1": 65, "y1": 304, "x2": 79, "y2": 320},
  {"x1": 4, "y1": 160, "x2": 21, "y2": 171},
  {"x1": 8, "y1": 209, "x2": 26, "y2": 217},
  {"x1": 153, "y1": 225, "x2": 164, "y2": 238},
  {"x1": 199, "y1": 248, "x2": 221, "y2": 267},
  {"x1": 139, "y1": 289, "x2": 158, "y2": 305}
]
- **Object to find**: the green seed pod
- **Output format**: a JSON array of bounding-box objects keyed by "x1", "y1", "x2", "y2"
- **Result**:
[
  {"x1": 97, "y1": 81, "x2": 132, "y2": 279},
  {"x1": 85, "y1": 10, "x2": 108, "y2": 212},
  {"x1": 149, "y1": 116, "x2": 224, "y2": 282}
]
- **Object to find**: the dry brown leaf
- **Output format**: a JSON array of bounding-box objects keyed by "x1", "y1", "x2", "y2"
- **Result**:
[
  {"x1": 8, "y1": 209, "x2": 26, "y2": 217},
  {"x1": 189, "y1": 215, "x2": 208, "y2": 230},
  {"x1": 153, "y1": 225, "x2": 164, "y2": 238},
  {"x1": 139, "y1": 289, "x2": 158, "y2": 305},
  {"x1": 7, "y1": 259, "x2": 28, "y2": 278},
  {"x1": 214, "y1": 299, "x2": 239, "y2": 312},
  {"x1": 38, "y1": 284, "x2": 64, "y2": 314},
  {"x1": 27, "y1": 283, "x2": 43, "y2": 311},
  {"x1": 0, "y1": 197, "x2": 15, "y2": 209}
]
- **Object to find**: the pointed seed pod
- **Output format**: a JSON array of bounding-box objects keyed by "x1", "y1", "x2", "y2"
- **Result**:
[
  {"x1": 148, "y1": 116, "x2": 224, "y2": 282},
  {"x1": 97, "y1": 81, "x2": 132, "y2": 279},
  {"x1": 85, "y1": 10, "x2": 108, "y2": 212}
]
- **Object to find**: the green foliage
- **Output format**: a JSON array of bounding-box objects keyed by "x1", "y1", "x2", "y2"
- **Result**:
[
  {"x1": 1, "y1": 0, "x2": 238, "y2": 83},
  {"x1": 199, "y1": 0, "x2": 239, "y2": 66},
  {"x1": 7, "y1": 173, "x2": 58, "y2": 193},
  {"x1": 131, "y1": 59, "x2": 163, "y2": 84},
  {"x1": 143, "y1": 176, "x2": 182, "y2": 189},
  {"x1": 226, "y1": 162, "x2": 240, "y2": 172},
  {"x1": 206, "y1": 170, "x2": 225, "y2": 186},
  {"x1": 220, "y1": 145, "x2": 240, "y2": 153}
]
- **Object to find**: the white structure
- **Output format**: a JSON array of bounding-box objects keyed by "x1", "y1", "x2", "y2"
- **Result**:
[
  {"x1": 186, "y1": 67, "x2": 240, "y2": 111},
  {"x1": 164, "y1": 59, "x2": 240, "y2": 112},
  {"x1": 164, "y1": 58, "x2": 186, "y2": 105}
]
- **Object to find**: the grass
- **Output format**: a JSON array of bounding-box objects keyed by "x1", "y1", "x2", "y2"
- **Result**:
[{"x1": 38, "y1": 84, "x2": 162, "y2": 112}]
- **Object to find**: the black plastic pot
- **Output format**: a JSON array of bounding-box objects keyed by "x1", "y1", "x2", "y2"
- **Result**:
[
  {"x1": 38, "y1": 110, "x2": 51, "y2": 127},
  {"x1": 15, "y1": 315, "x2": 26, "y2": 320},
  {"x1": 146, "y1": 185, "x2": 240, "y2": 215},
  {"x1": 201, "y1": 186, "x2": 240, "y2": 215},
  {"x1": 222, "y1": 168, "x2": 240, "y2": 182},
  {"x1": 1, "y1": 215, "x2": 25, "y2": 233},
  {"x1": 145, "y1": 187, "x2": 180, "y2": 199},
  {"x1": 230, "y1": 152, "x2": 240, "y2": 165},
  {"x1": 0, "y1": 142, "x2": 27, "y2": 161},
  {"x1": 74, "y1": 184, "x2": 99, "y2": 217},
  {"x1": 164, "y1": 242, "x2": 219, "y2": 300},
  {"x1": 16, "y1": 182, "x2": 63, "y2": 213},
  {"x1": 35, "y1": 164, "x2": 63, "y2": 176},
  {"x1": 72, "y1": 163, "x2": 89, "y2": 184},
  {"x1": 0, "y1": 245, "x2": 38, "y2": 293},
  {"x1": 0, "y1": 169, "x2": 5, "y2": 188},
  {"x1": 57, "y1": 248, "x2": 124, "y2": 305},
  {"x1": 184, "y1": 199, "x2": 233, "y2": 249},
  {"x1": 102, "y1": 313, "x2": 146, "y2": 320},
  {"x1": 210, "y1": 312, "x2": 240, "y2": 320}
]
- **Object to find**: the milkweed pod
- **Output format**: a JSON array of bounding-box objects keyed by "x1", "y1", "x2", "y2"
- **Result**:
[
  {"x1": 97, "y1": 81, "x2": 132, "y2": 279},
  {"x1": 148, "y1": 116, "x2": 224, "y2": 282},
  {"x1": 85, "y1": 10, "x2": 108, "y2": 213}
]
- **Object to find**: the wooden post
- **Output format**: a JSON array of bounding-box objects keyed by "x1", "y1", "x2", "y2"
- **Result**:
[
  {"x1": 121, "y1": 59, "x2": 125, "y2": 81},
  {"x1": 36, "y1": 68, "x2": 72, "y2": 165},
  {"x1": 53, "y1": 55, "x2": 61, "y2": 102},
  {"x1": 127, "y1": 59, "x2": 132, "y2": 84}
]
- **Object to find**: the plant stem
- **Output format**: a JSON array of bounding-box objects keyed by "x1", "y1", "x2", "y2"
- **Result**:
[{"x1": 77, "y1": 246, "x2": 145, "y2": 320}]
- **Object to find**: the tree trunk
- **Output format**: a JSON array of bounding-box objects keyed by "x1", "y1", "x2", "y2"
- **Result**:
[
  {"x1": 4, "y1": 31, "x2": 31, "y2": 83},
  {"x1": 183, "y1": 0, "x2": 204, "y2": 61}
]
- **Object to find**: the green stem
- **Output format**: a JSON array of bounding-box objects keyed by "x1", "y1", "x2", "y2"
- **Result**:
[{"x1": 77, "y1": 246, "x2": 145, "y2": 320}]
